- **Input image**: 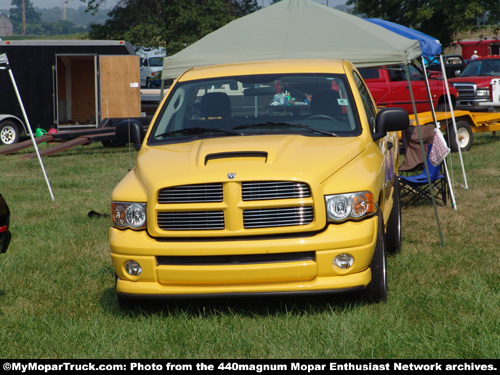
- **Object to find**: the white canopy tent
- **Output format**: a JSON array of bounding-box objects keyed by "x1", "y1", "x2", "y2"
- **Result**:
[{"x1": 162, "y1": 0, "x2": 421, "y2": 79}]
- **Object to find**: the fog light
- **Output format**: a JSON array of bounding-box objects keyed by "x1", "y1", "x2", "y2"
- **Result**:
[
  {"x1": 334, "y1": 254, "x2": 354, "y2": 269},
  {"x1": 125, "y1": 260, "x2": 142, "y2": 276}
]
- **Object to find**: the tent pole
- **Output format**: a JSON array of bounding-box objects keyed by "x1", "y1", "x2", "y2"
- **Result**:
[
  {"x1": 439, "y1": 54, "x2": 468, "y2": 190},
  {"x1": 420, "y1": 57, "x2": 457, "y2": 210},
  {"x1": 404, "y1": 63, "x2": 444, "y2": 246},
  {"x1": 1, "y1": 62, "x2": 55, "y2": 201}
]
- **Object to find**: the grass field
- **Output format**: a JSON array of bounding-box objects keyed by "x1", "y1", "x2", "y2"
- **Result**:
[{"x1": 0, "y1": 133, "x2": 499, "y2": 359}]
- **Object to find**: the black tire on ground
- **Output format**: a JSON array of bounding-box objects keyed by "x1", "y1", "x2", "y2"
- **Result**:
[
  {"x1": 364, "y1": 210, "x2": 388, "y2": 303},
  {"x1": 386, "y1": 180, "x2": 402, "y2": 255},
  {"x1": 0, "y1": 120, "x2": 20, "y2": 145},
  {"x1": 448, "y1": 120, "x2": 473, "y2": 152}
]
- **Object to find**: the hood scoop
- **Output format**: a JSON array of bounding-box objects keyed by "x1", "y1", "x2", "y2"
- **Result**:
[{"x1": 205, "y1": 151, "x2": 268, "y2": 165}]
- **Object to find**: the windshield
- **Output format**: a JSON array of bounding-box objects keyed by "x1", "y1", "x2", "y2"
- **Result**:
[
  {"x1": 460, "y1": 59, "x2": 500, "y2": 77},
  {"x1": 148, "y1": 73, "x2": 361, "y2": 145},
  {"x1": 149, "y1": 57, "x2": 164, "y2": 67}
]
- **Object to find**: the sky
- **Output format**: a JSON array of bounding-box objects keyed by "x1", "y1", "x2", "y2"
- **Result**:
[
  {"x1": 0, "y1": 0, "x2": 346, "y2": 10},
  {"x1": 0, "y1": 0, "x2": 119, "y2": 9}
]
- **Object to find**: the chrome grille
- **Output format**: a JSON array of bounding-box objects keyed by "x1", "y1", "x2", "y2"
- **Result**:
[
  {"x1": 156, "y1": 180, "x2": 315, "y2": 232},
  {"x1": 158, "y1": 183, "x2": 223, "y2": 203},
  {"x1": 452, "y1": 82, "x2": 476, "y2": 99},
  {"x1": 158, "y1": 211, "x2": 224, "y2": 230},
  {"x1": 243, "y1": 206, "x2": 314, "y2": 228},
  {"x1": 242, "y1": 181, "x2": 311, "y2": 201}
]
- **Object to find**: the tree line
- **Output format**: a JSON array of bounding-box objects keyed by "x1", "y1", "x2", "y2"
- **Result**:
[
  {"x1": 4, "y1": 0, "x2": 500, "y2": 52},
  {"x1": 1, "y1": 0, "x2": 109, "y2": 36}
]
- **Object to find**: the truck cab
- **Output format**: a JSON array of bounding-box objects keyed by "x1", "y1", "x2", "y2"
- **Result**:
[
  {"x1": 358, "y1": 64, "x2": 458, "y2": 114},
  {"x1": 110, "y1": 59, "x2": 409, "y2": 304}
]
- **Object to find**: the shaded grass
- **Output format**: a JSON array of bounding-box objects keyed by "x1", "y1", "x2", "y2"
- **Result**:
[{"x1": 0, "y1": 134, "x2": 499, "y2": 359}]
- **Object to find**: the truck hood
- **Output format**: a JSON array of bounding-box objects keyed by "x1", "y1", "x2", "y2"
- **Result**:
[
  {"x1": 136, "y1": 135, "x2": 367, "y2": 191},
  {"x1": 449, "y1": 76, "x2": 497, "y2": 87}
]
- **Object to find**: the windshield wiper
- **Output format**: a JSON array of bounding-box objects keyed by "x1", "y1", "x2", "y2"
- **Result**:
[
  {"x1": 234, "y1": 122, "x2": 337, "y2": 137},
  {"x1": 155, "y1": 127, "x2": 242, "y2": 139}
]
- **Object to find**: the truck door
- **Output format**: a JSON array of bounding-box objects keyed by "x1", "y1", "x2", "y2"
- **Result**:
[{"x1": 99, "y1": 55, "x2": 141, "y2": 123}]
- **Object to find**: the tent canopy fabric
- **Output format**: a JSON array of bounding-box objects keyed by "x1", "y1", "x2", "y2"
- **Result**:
[
  {"x1": 366, "y1": 18, "x2": 441, "y2": 58},
  {"x1": 162, "y1": 0, "x2": 421, "y2": 79}
]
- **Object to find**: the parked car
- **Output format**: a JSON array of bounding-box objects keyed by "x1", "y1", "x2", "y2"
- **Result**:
[
  {"x1": 0, "y1": 193, "x2": 11, "y2": 254},
  {"x1": 358, "y1": 64, "x2": 458, "y2": 114},
  {"x1": 448, "y1": 56, "x2": 500, "y2": 111}
]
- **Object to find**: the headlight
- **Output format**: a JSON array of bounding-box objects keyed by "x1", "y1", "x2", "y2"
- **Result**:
[
  {"x1": 112, "y1": 202, "x2": 147, "y2": 229},
  {"x1": 476, "y1": 88, "x2": 490, "y2": 97},
  {"x1": 325, "y1": 192, "x2": 374, "y2": 222}
]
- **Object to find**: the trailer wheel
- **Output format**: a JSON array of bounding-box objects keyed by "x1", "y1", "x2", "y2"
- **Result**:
[
  {"x1": 0, "y1": 120, "x2": 20, "y2": 146},
  {"x1": 448, "y1": 120, "x2": 473, "y2": 152}
]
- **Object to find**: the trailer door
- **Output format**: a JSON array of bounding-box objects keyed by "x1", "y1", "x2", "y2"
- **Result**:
[
  {"x1": 55, "y1": 54, "x2": 98, "y2": 129},
  {"x1": 99, "y1": 55, "x2": 141, "y2": 122}
]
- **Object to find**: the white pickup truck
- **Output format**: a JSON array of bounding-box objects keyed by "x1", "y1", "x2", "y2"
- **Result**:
[{"x1": 138, "y1": 47, "x2": 166, "y2": 88}]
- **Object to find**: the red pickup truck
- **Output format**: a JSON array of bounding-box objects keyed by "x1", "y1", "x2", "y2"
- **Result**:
[
  {"x1": 359, "y1": 64, "x2": 458, "y2": 114},
  {"x1": 448, "y1": 56, "x2": 500, "y2": 111}
]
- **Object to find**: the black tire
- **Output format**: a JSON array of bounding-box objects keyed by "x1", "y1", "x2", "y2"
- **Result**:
[
  {"x1": 448, "y1": 120, "x2": 473, "y2": 152},
  {"x1": 364, "y1": 210, "x2": 388, "y2": 303},
  {"x1": 435, "y1": 102, "x2": 447, "y2": 112},
  {"x1": 386, "y1": 180, "x2": 402, "y2": 255},
  {"x1": 0, "y1": 120, "x2": 20, "y2": 145}
]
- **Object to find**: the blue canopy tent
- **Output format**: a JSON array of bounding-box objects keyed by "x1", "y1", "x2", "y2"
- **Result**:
[{"x1": 366, "y1": 18, "x2": 442, "y2": 58}]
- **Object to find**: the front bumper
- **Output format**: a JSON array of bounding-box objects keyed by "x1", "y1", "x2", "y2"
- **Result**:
[{"x1": 110, "y1": 216, "x2": 378, "y2": 298}]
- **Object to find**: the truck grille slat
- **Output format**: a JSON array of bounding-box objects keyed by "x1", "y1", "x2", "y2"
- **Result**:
[
  {"x1": 158, "y1": 183, "x2": 223, "y2": 203},
  {"x1": 158, "y1": 211, "x2": 224, "y2": 230},
  {"x1": 242, "y1": 181, "x2": 311, "y2": 201},
  {"x1": 243, "y1": 207, "x2": 314, "y2": 228}
]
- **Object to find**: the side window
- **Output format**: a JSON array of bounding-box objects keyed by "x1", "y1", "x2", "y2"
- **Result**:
[
  {"x1": 353, "y1": 70, "x2": 377, "y2": 132},
  {"x1": 357, "y1": 67, "x2": 380, "y2": 80}
]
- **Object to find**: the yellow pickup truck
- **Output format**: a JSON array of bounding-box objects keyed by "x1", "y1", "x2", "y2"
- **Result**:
[{"x1": 110, "y1": 59, "x2": 409, "y2": 305}]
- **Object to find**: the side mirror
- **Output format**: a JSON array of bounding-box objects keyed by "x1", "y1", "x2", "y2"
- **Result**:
[
  {"x1": 115, "y1": 120, "x2": 144, "y2": 150},
  {"x1": 373, "y1": 108, "x2": 409, "y2": 140},
  {"x1": 454, "y1": 69, "x2": 461, "y2": 77}
]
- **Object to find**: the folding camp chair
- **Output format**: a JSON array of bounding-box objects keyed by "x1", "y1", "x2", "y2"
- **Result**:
[{"x1": 399, "y1": 145, "x2": 448, "y2": 207}]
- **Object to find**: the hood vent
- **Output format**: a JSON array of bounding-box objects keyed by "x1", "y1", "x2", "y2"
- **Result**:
[{"x1": 205, "y1": 151, "x2": 268, "y2": 165}]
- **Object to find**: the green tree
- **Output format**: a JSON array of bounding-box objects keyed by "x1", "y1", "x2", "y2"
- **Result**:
[
  {"x1": 9, "y1": 0, "x2": 42, "y2": 34},
  {"x1": 347, "y1": 0, "x2": 500, "y2": 48},
  {"x1": 84, "y1": 0, "x2": 259, "y2": 53}
]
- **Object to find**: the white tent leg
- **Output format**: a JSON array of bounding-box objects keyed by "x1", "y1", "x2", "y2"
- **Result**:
[
  {"x1": 439, "y1": 54, "x2": 468, "y2": 191},
  {"x1": 6, "y1": 66, "x2": 55, "y2": 202},
  {"x1": 442, "y1": 159, "x2": 456, "y2": 209},
  {"x1": 420, "y1": 57, "x2": 457, "y2": 210}
]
